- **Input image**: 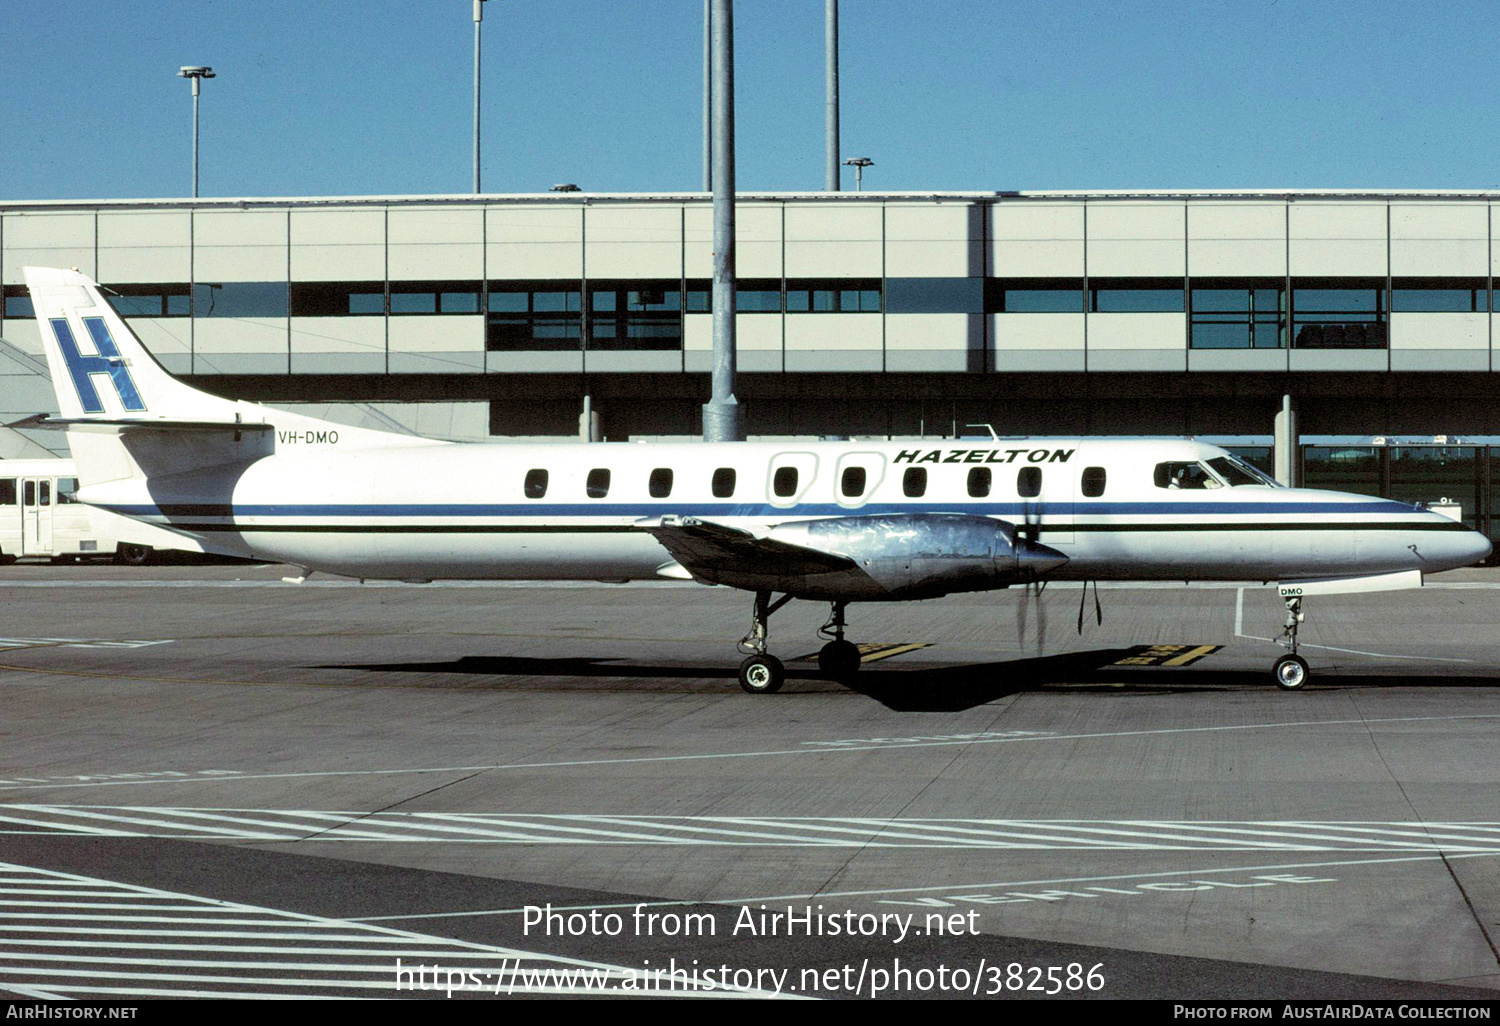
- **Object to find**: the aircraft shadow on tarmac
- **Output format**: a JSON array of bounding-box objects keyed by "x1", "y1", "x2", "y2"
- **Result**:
[{"x1": 314, "y1": 648, "x2": 1500, "y2": 711}]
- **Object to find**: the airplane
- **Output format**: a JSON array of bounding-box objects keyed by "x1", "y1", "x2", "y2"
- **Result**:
[{"x1": 13, "y1": 266, "x2": 1493, "y2": 695}]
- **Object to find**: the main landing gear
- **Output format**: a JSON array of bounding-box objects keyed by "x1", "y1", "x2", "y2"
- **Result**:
[
  {"x1": 735, "y1": 593, "x2": 864, "y2": 694},
  {"x1": 1273, "y1": 595, "x2": 1311, "y2": 690}
]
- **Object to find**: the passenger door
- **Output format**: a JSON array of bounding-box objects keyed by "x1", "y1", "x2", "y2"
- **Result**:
[{"x1": 21, "y1": 479, "x2": 53, "y2": 556}]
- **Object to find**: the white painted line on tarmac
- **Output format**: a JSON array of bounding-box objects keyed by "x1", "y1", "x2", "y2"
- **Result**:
[
  {"x1": 352, "y1": 850, "x2": 1500, "y2": 923},
  {"x1": 4, "y1": 711, "x2": 1499, "y2": 795}
]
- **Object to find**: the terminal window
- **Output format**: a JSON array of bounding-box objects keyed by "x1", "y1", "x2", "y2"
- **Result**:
[
  {"x1": 1089, "y1": 277, "x2": 1184, "y2": 313},
  {"x1": 0, "y1": 286, "x2": 32, "y2": 319},
  {"x1": 1392, "y1": 277, "x2": 1488, "y2": 312},
  {"x1": 785, "y1": 279, "x2": 881, "y2": 313},
  {"x1": 1291, "y1": 279, "x2": 1387, "y2": 349},
  {"x1": 486, "y1": 281, "x2": 583, "y2": 350},
  {"x1": 192, "y1": 282, "x2": 289, "y2": 319},
  {"x1": 985, "y1": 278, "x2": 1085, "y2": 314},
  {"x1": 683, "y1": 279, "x2": 783, "y2": 313},
  {"x1": 290, "y1": 281, "x2": 386, "y2": 317},
  {"x1": 588, "y1": 280, "x2": 683, "y2": 350},
  {"x1": 1189, "y1": 279, "x2": 1285, "y2": 349},
  {"x1": 104, "y1": 283, "x2": 192, "y2": 318},
  {"x1": 389, "y1": 281, "x2": 481, "y2": 315}
]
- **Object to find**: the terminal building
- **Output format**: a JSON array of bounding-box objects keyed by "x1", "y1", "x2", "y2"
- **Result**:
[{"x1": 0, "y1": 188, "x2": 1497, "y2": 541}]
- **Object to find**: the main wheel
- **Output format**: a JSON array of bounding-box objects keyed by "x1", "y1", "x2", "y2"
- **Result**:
[
  {"x1": 1273, "y1": 654, "x2": 1310, "y2": 691},
  {"x1": 738, "y1": 654, "x2": 786, "y2": 694},
  {"x1": 817, "y1": 639, "x2": 862, "y2": 683},
  {"x1": 116, "y1": 543, "x2": 152, "y2": 566}
]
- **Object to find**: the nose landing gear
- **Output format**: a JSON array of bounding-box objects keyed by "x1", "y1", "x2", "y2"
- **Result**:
[{"x1": 1273, "y1": 595, "x2": 1310, "y2": 690}]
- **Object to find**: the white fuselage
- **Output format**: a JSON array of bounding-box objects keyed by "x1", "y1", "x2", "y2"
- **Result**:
[{"x1": 79, "y1": 437, "x2": 1490, "y2": 587}]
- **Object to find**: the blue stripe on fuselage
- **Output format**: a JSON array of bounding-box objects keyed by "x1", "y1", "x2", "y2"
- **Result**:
[{"x1": 98, "y1": 498, "x2": 1420, "y2": 519}]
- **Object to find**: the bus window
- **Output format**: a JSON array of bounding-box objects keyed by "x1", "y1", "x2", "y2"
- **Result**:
[
  {"x1": 39, "y1": 481, "x2": 50, "y2": 505},
  {"x1": 23, "y1": 481, "x2": 35, "y2": 506},
  {"x1": 0, "y1": 480, "x2": 14, "y2": 505},
  {"x1": 57, "y1": 477, "x2": 80, "y2": 503}
]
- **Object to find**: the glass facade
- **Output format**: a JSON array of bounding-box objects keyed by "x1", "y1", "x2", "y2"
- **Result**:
[
  {"x1": 785, "y1": 279, "x2": 881, "y2": 313},
  {"x1": 192, "y1": 282, "x2": 289, "y2": 319},
  {"x1": 1392, "y1": 277, "x2": 1488, "y2": 312},
  {"x1": 1090, "y1": 278, "x2": 1184, "y2": 313},
  {"x1": 588, "y1": 280, "x2": 683, "y2": 350},
  {"x1": 986, "y1": 278, "x2": 1084, "y2": 313},
  {"x1": 1190, "y1": 280, "x2": 1286, "y2": 349},
  {"x1": 1291, "y1": 279, "x2": 1386, "y2": 349},
  {"x1": 486, "y1": 282, "x2": 583, "y2": 351}
]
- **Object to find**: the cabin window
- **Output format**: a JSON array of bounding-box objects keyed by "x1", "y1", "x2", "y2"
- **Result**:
[
  {"x1": 967, "y1": 467, "x2": 992, "y2": 498},
  {"x1": 840, "y1": 466, "x2": 867, "y2": 498},
  {"x1": 712, "y1": 467, "x2": 736, "y2": 498},
  {"x1": 0, "y1": 480, "x2": 14, "y2": 505},
  {"x1": 1153, "y1": 462, "x2": 1218, "y2": 489},
  {"x1": 1017, "y1": 466, "x2": 1042, "y2": 498},
  {"x1": 1081, "y1": 466, "x2": 1106, "y2": 498},
  {"x1": 586, "y1": 468, "x2": 611, "y2": 498},
  {"x1": 649, "y1": 468, "x2": 673, "y2": 498},
  {"x1": 773, "y1": 466, "x2": 799, "y2": 498},
  {"x1": 524, "y1": 469, "x2": 548, "y2": 499},
  {"x1": 902, "y1": 467, "x2": 927, "y2": 498}
]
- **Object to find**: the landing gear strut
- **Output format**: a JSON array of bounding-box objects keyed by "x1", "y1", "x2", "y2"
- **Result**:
[
  {"x1": 737, "y1": 590, "x2": 792, "y2": 694},
  {"x1": 1273, "y1": 595, "x2": 1310, "y2": 690},
  {"x1": 817, "y1": 601, "x2": 862, "y2": 683}
]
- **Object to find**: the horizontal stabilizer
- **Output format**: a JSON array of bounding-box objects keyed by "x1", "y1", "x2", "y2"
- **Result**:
[
  {"x1": 1275, "y1": 569, "x2": 1422, "y2": 598},
  {"x1": 638, "y1": 515, "x2": 856, "y2": 583},
  {"x1": 7, "y1": 413, "x2": 273, "y2": 434}
]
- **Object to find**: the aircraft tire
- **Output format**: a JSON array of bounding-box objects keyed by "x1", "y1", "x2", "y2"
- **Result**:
[
  {"x1": 1273, "y1": 654, "x2": 1310, "y2": 691},
  {"x1": 116, "y1": 543, "x2": 153, "y2": 567},
  {"x1": 738, "y1": 654, "x2": 785, "y2": 695},
  {"x1": 817, "y1": 640, "x2": 862, "y2": 683}
]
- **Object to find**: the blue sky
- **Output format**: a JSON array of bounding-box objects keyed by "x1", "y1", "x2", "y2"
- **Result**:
[{"x1": 3, "y1": 0, "x2": 1498, "y2": 200}]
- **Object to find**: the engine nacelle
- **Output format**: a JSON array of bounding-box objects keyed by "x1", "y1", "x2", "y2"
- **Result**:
[{"x1": 736, "y1": 513, "x2": 1069, "y2": 601}]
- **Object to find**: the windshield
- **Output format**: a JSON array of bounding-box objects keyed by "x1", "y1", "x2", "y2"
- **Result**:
[{"x1": 1207, "y1": 455, "x2": 1279, "y2": 487}]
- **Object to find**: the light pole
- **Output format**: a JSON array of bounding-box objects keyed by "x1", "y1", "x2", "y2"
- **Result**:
[
  {"x1": 843, "y1": 156, "x2": 873, "y2": 192},
  {"x1": 473, "y1": 0, "x2": 488, "y2": 194},
  {"x1": 177, "y1": 66, "x2": 215, "y2": 198}
]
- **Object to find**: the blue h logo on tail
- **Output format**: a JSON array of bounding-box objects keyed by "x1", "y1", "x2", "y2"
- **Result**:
[{"x1": 51, "y1": 317, "x2": 146, "y2": 414}]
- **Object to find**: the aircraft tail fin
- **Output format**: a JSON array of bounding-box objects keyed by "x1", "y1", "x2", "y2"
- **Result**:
[{"x1": 24, "y1": 266, "x2": 236, "y2": 422}]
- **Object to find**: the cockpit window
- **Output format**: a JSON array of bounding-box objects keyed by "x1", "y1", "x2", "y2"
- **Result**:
[
  {"x1": 1153, "y1": 461, "x2": 1220, "y2": 490},
  {"x1": 1207, "y1": 456, "x2": 1275, "y2": 487},
  {"x1": 1206, "y1": 456, "x2": 1266, "y2": 489}
]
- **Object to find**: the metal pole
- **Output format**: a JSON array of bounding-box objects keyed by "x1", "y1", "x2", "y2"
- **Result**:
[
  {"x1": 825, "y1": 0, "x2": 839, "y2": 192},
  {"x1": 191, "y1": 77, "x2": 200, "y2": 198},
  {"x1": 702, "y1": 0, "x2": 742, "y2": 442},
  {"x1": 702, "y1": 0, "x2": 712, "y2": 192},
  {"x1": 473, "y1": 0, "x2": 484, "y2": 194}
]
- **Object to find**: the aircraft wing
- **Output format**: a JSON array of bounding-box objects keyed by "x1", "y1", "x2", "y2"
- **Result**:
[
  {"x1": 638, "y1": 515, "x2": 856, "y2": 581},
  {"x1": 7, "y1": 414, "x2": 273, "y2": 434}
]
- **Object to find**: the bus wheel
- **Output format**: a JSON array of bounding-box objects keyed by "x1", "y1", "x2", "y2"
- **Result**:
[{"x1": 116, "y1": 544, "x2": 153, "y2": 566}]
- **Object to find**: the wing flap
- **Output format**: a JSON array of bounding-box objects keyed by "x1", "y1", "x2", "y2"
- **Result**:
[{"x1": 638, "y1": 515, "x2": 856, "y2": 581}]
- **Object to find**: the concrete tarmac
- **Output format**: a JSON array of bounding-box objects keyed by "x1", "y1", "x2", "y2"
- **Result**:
[{"x1": 2, "y1": 561, "x2": 1500, "y2": 1001}]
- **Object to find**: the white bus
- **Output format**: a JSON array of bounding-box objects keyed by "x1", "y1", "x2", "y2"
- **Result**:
[{"x1": 0, "y1": 458, "x2": 205, "y2": 564}]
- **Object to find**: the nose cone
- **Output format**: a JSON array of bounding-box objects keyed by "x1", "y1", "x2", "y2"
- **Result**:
[
  {"x1": 1460, "y1": 527, "x2": 1493, "y2": 567},
  {"x1": 1017, "y1": 539, "x2": 1069, "y2": 578}
]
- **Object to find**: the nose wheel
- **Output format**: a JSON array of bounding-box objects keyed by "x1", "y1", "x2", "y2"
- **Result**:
[
  {"x1": 1273, "y1": 595, "x2": 1312, "y2": 690},
  {"x1": 738, "y1": 653, "x2": 786, "y2": 694}
]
